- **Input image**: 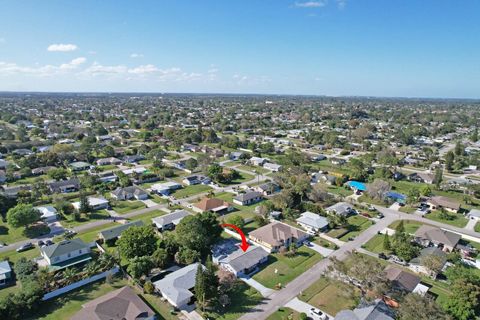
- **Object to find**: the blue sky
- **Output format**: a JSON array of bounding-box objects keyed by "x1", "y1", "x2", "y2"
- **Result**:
[{"x1": 0, "y1": 0, "x2": 479, "y2": 98}]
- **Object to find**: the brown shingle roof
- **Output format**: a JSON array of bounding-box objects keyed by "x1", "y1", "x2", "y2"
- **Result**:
[
  {"x1": 71, "y1": 286, "x2": 154, "y2": 320},
  {"x1": 249, "y1": 221, "x2": 308, "y2": 247},
  {"x1": 428, "y1": 196, "x2": 460, "y2": 210},
  {"x1": 194, "y1": 197, "x2": 230, "y2": 211}
]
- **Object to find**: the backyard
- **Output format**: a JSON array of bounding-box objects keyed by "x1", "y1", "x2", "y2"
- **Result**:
[{"x1": 253, "y1": 246, "x2": 322, "y2": 289}]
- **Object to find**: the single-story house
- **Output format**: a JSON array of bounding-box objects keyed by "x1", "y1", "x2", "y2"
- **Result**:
[
  {"x1": 35, "y1": 206, "x2": 58, "y2": 223},
  {"x1": 71, "y1": 286, "x2": 155, "y2": 320},
  {"x1": 229, "y1": 152, "x2": 245, "y2": 161},
  {"x1": 385, "y1": 191, "x2": 406, "y2": 205},
  {"x1": 335, "y1": 299, "x2": 395, "y2": 320},
  {"x1": 98, "y1": 220, "x2": 144, "y2": 243},
  {"x1": 212, "y1": 240, "x2": 269, "y2": 277},
  {"x1": 72, "y1": 197, "x2": 109, "y2": 211},
  {"x1": 151, "y1": 181, "x2": 182, "y2": 195},
  {"x1": 122, "y1": 155, "x2": 145, "y2": 164},
  {"x1": 248, "y1": 221, "x2": 309, "y2": 253},
  {"x1": 255, "y1": 182, "x2": 281, "y2": 196},
  {"x1": 193, "y1": 197, "x2": 233, "y2": 214},
  {"x1": 96, "y1": 157, "x2": 122, "y2": 166},
  {"x1": 263, "y1": 163, "x2": 282, "y2": 172},
  {"x1": 413, "y1": 225, "x2": 460, "y2": 252},
  {"x1": 182, "y1": 174, "x2": 211, "y2": 186},
  {"x1": 49, "y1": 179, "x2": 80, "y2": 193},
  {"x1": 233, "y1": 191, "x2": 263, "y2": 206},
  {"x1": 122, "y1": 167, "x2": 147, "y2": 176},
  {"x1": 111, "y1": 186, "x2": 149, "y2": 200},
  {"x1": 40, "y1": 239, "x2": 91, "y2": 269},
  {"x1": 384, "y1": 265, "x2": 429, "y2": 295},
  {"x1": 311, "y1": 172, "x2": 336, "y2": 185},
  {"x1": 97, "y1": 172, "x2": 118, "y2": 183},
  {"x1": 408, "y1": 172, "x2": 434, "y2": 184},
  {"x1": 326, "y1": 202, "x2": 354, "y2": 217},
  {"x1": 153, "y1": 263, "x2": 204, "y2": 308},
  {"x1": 296, "y1": 211, "x2": 329, "y2": 233},
  {"x1": 69, "y1": 161, "x2": 92, "y2": 172},
  {"x1": 466, "y1": 209, "x2": 480, "y2": 221},
  {"x1": 152, "y1": 210, "x2": 190, "y2": 231},
  {"x1": 250, "y1": 157, "x2": 267, "y2": 166},
  {"x1": 427, "y1": 196, "x2": 461, "y2": 213},
  {"x1": 31, "y1": 166, "x2": 56, "y2": 175},
  {"x1": 409, "y1": 247, "x2": 447, "y2": 276},
  {"x1": 0, "y1": 260, "x2": 12, "y2": 287},
  {"x1": 330, "y1": 158, "x2": 346, "y2": 165}
]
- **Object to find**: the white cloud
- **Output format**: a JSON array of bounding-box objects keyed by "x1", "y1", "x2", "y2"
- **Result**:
[
  {"x1": 294, "y1": 1, "x2": 327, "y2": 8},
  {"x1": 130, "y1": 53, "x2": 144, "y2": 58},
  {"x1": 336, "y1": 0, "x2": 346, "y2": 9},
  {"x1": 47, "y1": 43, "x2": 78, "y2": 52},
  {"x1": 59, "y1": 57, "x2": 87, "y2": 70},
  {"x1": 208, "y1": 68, "x2": 219, "y2": 74},
  {"x1": 128, "y1": 64, "x2": 158, "y2": 74}
]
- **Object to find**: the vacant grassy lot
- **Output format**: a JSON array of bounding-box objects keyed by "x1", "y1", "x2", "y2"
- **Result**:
[
  {"x1": 173, "y1": 184, "x2": 212, "y2": 198},
  {"x1": 111, "y1": 200, "x2": 146, "y2": 214},
  {"x1": 0, "y1": 220, "x2": 50, "y2": 245},
  {"x1": 363, "y1": 234, "x2": 389, "y2": 254},
  {"x1": 425, "y1": 210, "x2": 468, "y2": 228},
  {"x1": 327, "y1": 215, "x2": 373, "y2": 242},
  {"x1": 226, "y1": 172, "x2": 254, "y2": 185},
  {"x1": 61, "y1": 210, "x2": 111, "y2": 228},
  {"x1": 299, "y1": 277, "x2": 361, "y2": 316},
  {"x1": 267, "y1": 308, "x2": 302, "y2": 320},
  {"x1": 388, "y1": 220, "x2": 424, "y2": 235},
  {"x1": 130, "y1": 209, "x2": 167, "y2": 226},
  {"x1": 253, "y1": 246, "x2": 322, "y2": 289}
]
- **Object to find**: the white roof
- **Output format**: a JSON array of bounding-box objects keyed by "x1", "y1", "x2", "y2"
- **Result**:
[
  {"x1": 151, "y1": 181, "x2": 181, "y2": 191},
  {"x1": 122, "y1": 167, "x2": 146, "y2": 175},
  {"x1": 296, "y1": 211, "x2": 329, "y2": 229},
  {"x1": 72, "y1": 197, "x2": 109, "y2": 209},
  {"x1": 35, "y1": 206, "x2": 58, "y2": 218}
]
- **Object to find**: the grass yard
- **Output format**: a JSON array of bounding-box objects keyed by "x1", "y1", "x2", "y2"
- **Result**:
[
  {"x1": 267, "y1": 308, "x2": 302, "y2": 320},
  {"x1": 363, "y1": 234, "x2": 390, "y2": 254},
  {"x1": 173, "y1": 184, "x2": 212, "y2": 198},
  {"x1": 425, "y1": 210, "x2": 468, "y2": 228},
  {"x1": 253, "y1": 246, "x2": 322, "y2": 289},
  {"x1": 223, "y1": 172, "x2": 254, "y2": 185},
  {"x1": 326, "y1": 185, "x2": 354, "y2": 197},
  {"x1": 29, "y1": 277, "x2": 129, "y2": 320},
  {"x1": 337, "y1": 215, "x2": 374, "y2": 242},
  {"x1": 130, "y1": 209, "x2": 167, "y2": 226},
  {"x1": 475, "y1": 222, "x2": 480, "y2": 233},
  {"x1": 61, "y1": 210, "x2": 111, "y2": 228},
  {"x1": 0, "y1": 247, "x2": 41, "y2": 264},
  {"x1": 151, "y1": 194, "x2": 168, "y2": 204},
  {"x1": 11, "y1": 174, "x2": 49, "y2": 185},
  {"x1": 388, "y1": 220, "x2": 424, "y2": 235},
  {"x1": 0, "y1": 220, "x2": 50, "y2": 245},
  {"x1": 111, "y1": 200, "x2": 146, "y2": 214},
  {"x1": 298, "y1": 277, "x2": 361, "y2": 316},
  {"x1": 313, "y1": 236, "x2": 338, "y2": 249},
  {"x1": 74, "y1": 221, "x2": 119, "y2": 243},
  {"x1": 0, "y1": 282, "x2": 20, "y2": 299},
  {"x1": 204, "y1": 282, "x2": 263, "y2": 320},
  {"x1": 140, "y1": 293, "x2": 179, "y2": 320}
]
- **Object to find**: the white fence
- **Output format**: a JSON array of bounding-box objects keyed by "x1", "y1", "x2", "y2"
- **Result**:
[{"x1": 42, "y1": 266, "x2": 120, "y2": 301}]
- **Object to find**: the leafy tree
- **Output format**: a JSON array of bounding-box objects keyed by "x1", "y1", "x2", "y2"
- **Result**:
[
  {"x1": 185, "y1": 158, "x2": 198, "y2": 171},
  {"x1": 445, "y1": 151, "x2": 455, "y2": 172},
  {"x1": 204, "y1": 256, "x2": 219, "y2": 302},
  {"x1": 6, "y1": 204, "x2": 41, "y2": 228},
  {"x1": 383, "y1": 233, "x2": 391, "y2": 251},
  {"x1": 421, "y1": 254, "x2": 445, "y2": 277},
  {"x1": 454, "y1": 141, "x2": 465, "y2": 156},
  {"x1": 127, "y1": 256, "x2": 154, "y2": 279},
  {"x1": 419, "y1": 185, "x2": 432, "y2": 197},
  {"x1": 195, "y1": 264, "x2": 207, "y2": 311},
  {"x1": 78, "y1": 192, "x2": 91, "y2": 214},
  {"x1": 406, "y1": 188, "x2": 420, "y2": 205},
  {"x1": 117, "y1": 226, "x2": 157, "y2": 259},
  {"x1": 143, "y1": 281, "x2": 155, "y2": 294},
  {"x1": 442, "y1": 278, "x2": 480, "y2": 320},
  {"x1": 47, "y1": 168, "x2": 68, "y2": 181},
  {"x1": 174, "y1": 247, "x2": 200, "y2": 264},
  {"x1": 226, "y1": 214, "x2": 245, "y2": 229},
  {"x1": 398, "y1": 293, "x2": 449, "y2": 320},
  {"x1": 152, "y1": 248, "x2": 170, "y2": 269},
  {"x1": 13, "y1": 257, "x2": 37, "y2": 283},
  {"x1": 434, "y1": 167, "x2": 443, "y2": 188},
  {"x1": 394, "y1": 241, "x2": 419, "y2": 262}
]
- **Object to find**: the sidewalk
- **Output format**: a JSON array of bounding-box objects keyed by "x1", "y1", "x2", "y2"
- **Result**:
[
  {"x1": 318, "y1": 233, "x2": 345, "y2": 247},
  {"x1": 308, "y1": 243, "x2": 334, "y2": 257},
  {"x1": 285, "y1": 297, "x2": 333, "y2": 319}
]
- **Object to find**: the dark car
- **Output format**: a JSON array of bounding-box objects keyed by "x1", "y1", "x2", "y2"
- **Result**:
[
  {"x1": 37, "y1": 240, "x2": 45, "y2": 247},
  {"x1": 16, "y1": 243, "x2": 34, "y2": 252},
  {"x1": 45, "y1": 239, "x2": 54, "y2": 246},
  {"x1": 378, "y1": 252, "x2": 389, "y2": 260}
]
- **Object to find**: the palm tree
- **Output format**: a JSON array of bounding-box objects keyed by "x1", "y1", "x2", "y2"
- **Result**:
[
  {"x1": 63, "y1": 268, "x2": 77, "y2": 285},
  {"x1": 37, "y1": 268, "x2": 55, "y2": 289},
  {"x1": 84, "y1": 261, "x2": 100, "y2": 277}
]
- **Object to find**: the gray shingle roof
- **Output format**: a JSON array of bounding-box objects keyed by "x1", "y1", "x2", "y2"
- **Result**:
[
  {"x1": 41, "y1": 239, "x2": 89, "y2": 259},
  {"x1": 99, "y1": 220, "x2": 144, "y2": 241},
  {"x1": 152, "y1": 210, "x2": 190, "y2": 229}
]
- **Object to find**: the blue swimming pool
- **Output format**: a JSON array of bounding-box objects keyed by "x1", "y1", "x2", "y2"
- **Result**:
[{"x1": 347, "y1": 180, "x2": 367, "y2": 191}]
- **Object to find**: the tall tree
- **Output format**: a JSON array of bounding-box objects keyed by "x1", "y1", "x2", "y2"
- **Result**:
[
  {"x1": 117, "y1": 226, "x2": 157, "y2": 259},
  {"x1": 6, "y1": 204, "x2": 41, "y2": 228}
]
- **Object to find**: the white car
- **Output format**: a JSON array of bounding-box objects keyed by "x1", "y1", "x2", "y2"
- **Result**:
[{"x1": 310, "y1": 307, "x2": 328, "y2": 320}]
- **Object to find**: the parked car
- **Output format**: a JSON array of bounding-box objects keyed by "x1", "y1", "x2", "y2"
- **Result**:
[
  {"x1": 376, "y1": 213, "x2": 384, "y2": 219},
  {"x1": 37, "y1": 240, "x2": 45, "y2": 247},
  {"x1": 16, "y1": 243, "x2": 34, "y2": 252},
  {"x1": 389, "y1": 255, "x2": 408, "y2": 266},
  {"x1": 310, "y1": 307, "x2": 329, "y2": 320},
  {"x1": 45, "y1": 239, "x2": 54, "y2": 246},
  {"x1": 304, "y1": 241, "x2": 313, "y2": 247},
  {"x1": 378, "y1": 252, "x2": 389, "y2": 260},
  {"x1": 368, "y1": 205, "x2": 376, "y2": 212}
]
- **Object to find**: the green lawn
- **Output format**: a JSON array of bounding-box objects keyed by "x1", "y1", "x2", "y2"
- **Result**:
[
  {"x1": 475, "y1": 222, "x2": 480, "y2": 233},
  {"x1": 11, "y1": 174, "x2": 49, "y2": 186},
  {"x1": 253, "y1": 246, "x2": 322, "y2": 289},
  {"x1": 326, "y1": 185, "x2": 354, "y2": 197},
  {"x1": 363, "y1": 234, "x2": 390, "y2": 254},
  {"x1": 337, "y1": 215, "x2": 374, "y2": 242},
  {"x1": 61, "y1": 210, "x2": 111, "y2": 228},
  {"x1": 74, "y1": 222, "x2": 119, "y2": 243},
  {"x1": 30, "y1": 277, "x2": 129, "y2": 320},
  {"x1": 236, "y1": 165, "x2": 270, "y2": 175},
  {"x1": 0, "y1": 247, "x2": 41, "y2": 264},
  {"x1": 267, "y1": 308, "x2": 302, "y2": 320},
  {"x1": 313, "y1": 236, "x2": 338, "y2": 249},
  {"x1": 141, "y1": 293, "x2": 180, "y2": 320},
  {"x1": 172, "y1": 184, "x2": 212, "y2": 198},
  {"x1": 95, "y1": 164, "x2": 118, "y2": 171},
  {"x1": 298, "y1": 277, "x2": 361, "y2": 316},
  {"x1": 388, "y1": 220, "x2": 424, "y2": 235},
  {"x1": 204, "y1": 282, "x2": 263, "y2": 320},
  {"x1": 111, "y1": 200, "x2": 146, "y2": 214},
  {"x1": 130, "y1": 209, "x2": 167, "y2": 226},
  {"x1": 0, "y1": 282, "x2": 20, "y2": 299},
  {"x1": 151, "y1": 194, "x2": 168, "y2": 204},
  {"x1": 0, "y1": 221, "x2": 50, "y2": 245},
  {"x1": 425, "y1": 210, "x2": 468, "y2": 228},
  {"x1": 221, "y1": 172, "x2": 254, "y2": 186}
]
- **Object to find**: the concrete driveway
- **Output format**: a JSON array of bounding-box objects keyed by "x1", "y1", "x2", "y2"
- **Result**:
[
  {"x1": 307, "y1": 243, "x2": 334, "y2": 257},
  {"x1": 239, "y1": 275, "x2": 275, "y2": 297},
  {"x1": 285, "y1": 297, "x2": 333, "y2": 319}
]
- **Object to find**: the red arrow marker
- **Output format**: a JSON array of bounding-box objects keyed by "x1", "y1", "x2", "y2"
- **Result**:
[{"x1": 221, "y1": 223, "x2": 250, "y2": 252}]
